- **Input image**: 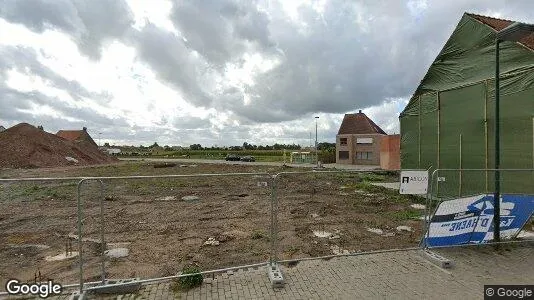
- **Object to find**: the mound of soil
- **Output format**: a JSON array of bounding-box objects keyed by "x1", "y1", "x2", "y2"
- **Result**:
[{"x1": 0, "y1": 123, "x2": 118, "y2": 168}]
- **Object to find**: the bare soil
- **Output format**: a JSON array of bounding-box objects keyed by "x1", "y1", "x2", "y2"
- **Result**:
[
  {"x1": 0, "y1": 162, "x2": 423, "y2": 288},
  {"x1": 0, "y1": 123, "x2": 117, "y2": 169}
]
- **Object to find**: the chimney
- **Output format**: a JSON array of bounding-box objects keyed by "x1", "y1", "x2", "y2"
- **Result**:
[
  {"x1": 358, "y1": 110, "x2": 362, "y2": 113},
  {"x1": 82, "y1": 127, "x2": 87, "y2": 131}
]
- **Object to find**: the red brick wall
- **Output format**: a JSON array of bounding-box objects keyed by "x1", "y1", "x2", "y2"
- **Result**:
[{"x1": 380, "y1": 135, "x2": 400, "y2": 170}]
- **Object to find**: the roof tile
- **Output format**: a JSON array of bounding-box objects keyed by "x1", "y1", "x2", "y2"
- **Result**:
[
  {"x1": 337, "y1": 111, "x2": 387, "y2": 135},
  {"x1": 468, "y1": 13, "x2": 534, "y2": 51}
]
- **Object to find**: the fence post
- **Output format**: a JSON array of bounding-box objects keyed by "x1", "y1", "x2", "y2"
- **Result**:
[
  {"x1": 98, "y1": 180, "x2": 106, "y2": 285},
  {"x1": 269, "y1": 174, "x2": 278, "y2": 263},
  {"x1": 76, "y1": 179, "x2": 85, "y2": 293}
]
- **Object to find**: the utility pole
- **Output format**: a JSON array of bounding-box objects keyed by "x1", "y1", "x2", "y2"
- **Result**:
[{"x1": 315, "y1": 116, "x2": 319, "y2": 166}]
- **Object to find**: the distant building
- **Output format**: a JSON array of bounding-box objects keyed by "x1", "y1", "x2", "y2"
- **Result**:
[
  {"x1": 336, "y1": 110, "x2": 400, "y2": 169},
  {"x1": 104, "y1": 148, "x2": 121, "y2": 155},
  {"x1": 56, "y1": 127, "x2": 98, "y2": 147},
  {"x1": 0, "y1": 125, "x2": 5, "y2": 133}
]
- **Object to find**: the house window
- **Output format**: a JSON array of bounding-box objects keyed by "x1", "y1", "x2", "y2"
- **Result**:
[
  {"x1": 339, "y1": 151, "x2": 349, "y2": 160},
  {"x1": 356, "y1": 152, "x2": 373, "y2": 160},
  {"x1": 356, "y1": 138, "x2": 373, "y2": 144},
  {"x1": 340, "y1": 138, "x2": 347, "y2": 145}
]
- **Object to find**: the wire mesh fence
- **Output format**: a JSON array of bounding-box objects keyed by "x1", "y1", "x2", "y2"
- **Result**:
[
  {"x1": 0, "y1": 178, "x2": 81, "y2": 289},
  {"x1": 272, "y1": 170, "x2": 425, "y2": 263},
  {"x1": 78, "y1": 173, "x2": 273, "y2": 287}
]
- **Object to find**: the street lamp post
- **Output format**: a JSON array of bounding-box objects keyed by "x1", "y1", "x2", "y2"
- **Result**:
[
  {"x1": 493, "y1": 22, "x2": 534, "y2": 242},
  {"x1": 315, "y1": 116, "x2": 319, "y2": 166}
]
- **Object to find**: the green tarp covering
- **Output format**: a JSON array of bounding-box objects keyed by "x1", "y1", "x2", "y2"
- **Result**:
[{"x1": 400, "y1": 14, "x2": 534, "y2": 198}]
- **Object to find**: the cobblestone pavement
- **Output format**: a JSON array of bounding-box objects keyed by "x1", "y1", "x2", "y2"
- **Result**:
[{"x1": 3, "y1": 245, "x2": 533, "y2": 300}]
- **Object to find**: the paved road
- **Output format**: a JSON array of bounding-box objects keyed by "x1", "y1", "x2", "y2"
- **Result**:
[
  {"x1": 32, "y1": 244, "x2": 534, "y2": 299},
  {"x1": 119, "y1": 157, "x2": 381, "y2": 170}
]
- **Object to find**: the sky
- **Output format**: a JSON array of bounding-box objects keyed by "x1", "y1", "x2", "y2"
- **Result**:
[{"x1": 1, "y1": 0, "x2": 533, "y2": 147}]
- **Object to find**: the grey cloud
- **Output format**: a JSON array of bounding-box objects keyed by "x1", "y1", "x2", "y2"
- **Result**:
[
  {"x1": 172, "y1": 115, "x2": 209, "y2": 130},
  {"x1": 0, "y1": 45, "x2": 127, "y2": 131},
  {"x1": 0, "y1": 85, "x2": 127, "y2": 128},
  {"x1": 0, "y1": 45, "x2": 111, "y2": 103},
  {"x1": 215, "y1": 0, "x2": 534, "y2": 123},
  {"x1": 0, "y1": 0, "x2": 134, "y2": 60},
  {"x1": 170, "y1": 0, "x2": 273, "y2": 67},
  {"x1": 125, "y1": 24, "x2": 212, "y2": 107}
]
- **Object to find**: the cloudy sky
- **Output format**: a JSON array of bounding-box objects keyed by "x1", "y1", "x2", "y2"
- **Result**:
[{"x1": 1, "y1": 0, "x2": 533, "y2": 147}]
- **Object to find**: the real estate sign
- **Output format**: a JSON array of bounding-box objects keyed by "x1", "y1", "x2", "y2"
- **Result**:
[
  {"x1": 424, "y1": 194, "x2": 534, "y2": 247},
  {"x1": 399, "y1": 170, "x2": 428, "y2": 195}
]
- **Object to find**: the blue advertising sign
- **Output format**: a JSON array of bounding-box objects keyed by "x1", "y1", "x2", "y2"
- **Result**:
[{"x1": 424, "y1": 194, "x2": 534, "y2": 247}]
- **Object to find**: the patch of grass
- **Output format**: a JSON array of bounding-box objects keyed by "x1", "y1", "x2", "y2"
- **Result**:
[
  {"x1": 6, "y1": 183, "x2": 73, "y2": 201},
  {"x1": 171, "y1": 266, "x2": 203, "y2": 292},
  {"x1": 350, "y1": 182, "x2": 424, "y2": 204},
  {"x1": 359, "y1": 173, "x2": 386, "y2": 182}
]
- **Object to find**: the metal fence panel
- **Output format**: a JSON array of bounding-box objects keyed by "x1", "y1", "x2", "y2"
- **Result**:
[
  {"x1": 78, "y1": 173, "x2": 273, "y2": 290},
  {"x1": 272, "y1": 170, "x2": 424, "y2": 263},
  {"x1": 0, "y1": 178, "x2": 81, "y2": 291}
]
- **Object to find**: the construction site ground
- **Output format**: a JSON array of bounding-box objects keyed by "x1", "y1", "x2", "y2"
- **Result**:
[{"x1": 0, "y1": 161, "x2": 425, "y2": 287}]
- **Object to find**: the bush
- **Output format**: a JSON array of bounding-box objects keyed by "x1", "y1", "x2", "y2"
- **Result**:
[
  {"x1": 318, "y1": 151, "x2": 336, "y2": 164},
  {"x1": 173, "y1": 266, "x2": 203, "y2": 291}
]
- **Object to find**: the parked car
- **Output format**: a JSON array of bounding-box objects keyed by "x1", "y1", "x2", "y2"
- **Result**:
[
  {"x1": 240, "y1": 155, "x2": 255, "y2": 162},
  {"x1": 225, "y1": 154, "x2": 241, "y2": 161}
]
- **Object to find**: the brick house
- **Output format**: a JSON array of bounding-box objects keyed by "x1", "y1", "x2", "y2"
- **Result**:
[
  {"x1": 336, "y1": 110, "x2": 400, "y2": 169},
  {"x1": 56, "y1": 127, "x2": 98, "y2": 147}
]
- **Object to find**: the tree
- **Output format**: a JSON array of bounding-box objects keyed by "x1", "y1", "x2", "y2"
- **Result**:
[
  {"x1": 318, "y1": 142, "x2": 336, "y2": 152},
  {"x1": 190, "y1": 144, "x2": 202, "y2": 150},
  {"x1": 149, "y1": 142, "x2": 160, "y2": 148},
  {"x1": 103, "y1": 142, "x2": 111, "y2": 148}
]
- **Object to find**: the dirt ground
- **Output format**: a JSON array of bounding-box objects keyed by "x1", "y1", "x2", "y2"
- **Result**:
[{"x1": 0, "y1": 161, "x2": 425, "y2": 288}]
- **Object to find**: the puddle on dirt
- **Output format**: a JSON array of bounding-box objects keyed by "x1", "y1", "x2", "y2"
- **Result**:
[
  {"x1": 366, "y1": 228, "x2": 383, "y2": 235},
  {"x1": 410, "y1": 204, "x2": 426, "y2": 210},
  {"x1": 45, "y1": 252, "x2": 79, "y2": 261},
  {"x1": 105, "y1": 248, "x2": 129, "y2": 258},
  {"x1": 396, "y1": 226, "x2": 413, "y2": 232},
  {"x1": 181, "y1": 195, "x2": 200, "y2": 202}
]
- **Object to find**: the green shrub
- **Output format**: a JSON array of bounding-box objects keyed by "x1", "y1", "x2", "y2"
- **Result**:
[{"x1": 174, "y1": 266, "x2": 203, "y2": 290}]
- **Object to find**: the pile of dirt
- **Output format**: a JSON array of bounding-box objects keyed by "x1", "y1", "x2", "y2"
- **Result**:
[{"x1": 0, "y1": 123, "x2": 118, "y2": 169}]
